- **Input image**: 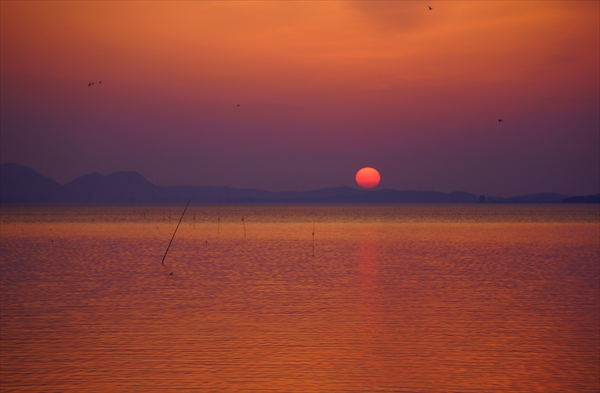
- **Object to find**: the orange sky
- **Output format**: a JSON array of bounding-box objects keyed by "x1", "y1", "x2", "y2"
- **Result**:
[{"x1": 1, "y1": 1, "x2": 598, "y2": 194}]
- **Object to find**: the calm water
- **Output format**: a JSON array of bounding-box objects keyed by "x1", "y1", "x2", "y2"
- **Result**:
[{"x1": 1, "y1": 204, "x2": 599, "y2": 392}]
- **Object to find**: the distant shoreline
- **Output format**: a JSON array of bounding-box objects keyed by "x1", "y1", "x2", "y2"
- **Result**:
[
  {"x1": 2, "y1": 163, "x2": 598, "y2": 204},
  {"x1": 2, "y1": 200, "x2": 599, "y2": 206}
]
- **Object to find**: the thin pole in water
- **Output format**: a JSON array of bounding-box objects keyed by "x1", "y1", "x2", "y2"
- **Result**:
[
  {"x1": 161, "y1": 200, "x2": 191, "y2": 266},
  {"x1": 312, "y1": 221, "x2": 315, "y2": 256},
  {"x1": 218, "y1": 217, "x2": 220, "y2": 234},
  {"x1": 242, "y1": 217, "x2": 246, "y2": 237}
]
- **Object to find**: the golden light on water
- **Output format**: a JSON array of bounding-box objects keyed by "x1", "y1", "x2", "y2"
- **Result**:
[{"x1": 1, "y1": 205, "x2": 598, "y2": 391}]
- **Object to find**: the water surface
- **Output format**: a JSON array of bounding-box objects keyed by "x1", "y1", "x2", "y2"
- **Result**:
[{"x1": 1, "y1": 205, "x2": 599, "y2": 392}]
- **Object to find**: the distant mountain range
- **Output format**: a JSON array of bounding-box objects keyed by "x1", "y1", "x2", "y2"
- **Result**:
[{"x1": 1, "y1": 163, "x2": 597, "y2": 204}]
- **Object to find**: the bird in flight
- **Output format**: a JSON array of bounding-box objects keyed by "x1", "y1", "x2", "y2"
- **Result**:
[
  {"x1": 428, "y1": 6, "x2": 432, "y2": 10},
  {"x1": 88, "y1": 82, "x2": 91, "y2": 87},
  {"x1": 99, "y1": 81, "x2": 102, "y2": 84},
  {"x1": 237, "y1": 104, "x2": 240, "y2": 107},
  {"x1": 498, "y1": 119, "x2": 503, "y2": 122}
]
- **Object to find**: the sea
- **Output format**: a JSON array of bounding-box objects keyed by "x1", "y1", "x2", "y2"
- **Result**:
[{"x1": 1, "y1": 204, "x2": 599, "y2": 392}]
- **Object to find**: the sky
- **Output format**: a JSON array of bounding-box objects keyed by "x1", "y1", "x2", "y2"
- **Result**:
[{"x1": 1, "y1": 1, "x2": 598, "y2": 196}]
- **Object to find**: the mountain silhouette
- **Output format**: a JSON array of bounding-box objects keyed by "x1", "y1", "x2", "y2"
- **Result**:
[
  {"x1": 0, "y1": 163, "x2": 61, "y2": 203},
  {"x1": 563, "y1": 194, "x2": 600, "y2": 203},
  {"x1": 486, "y1": 192, "x2": 569, "y2": 203},
  {"x1": 1, "y1": 163, "x2": 590, "y2": 204},
  {"x1": 62, "y1": 171, "x2": 157, "y2": 203}
]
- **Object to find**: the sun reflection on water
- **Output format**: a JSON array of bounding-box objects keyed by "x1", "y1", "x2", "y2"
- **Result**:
[{"x1": 1, "y1": 205, "x2": 598, "y2": 392}]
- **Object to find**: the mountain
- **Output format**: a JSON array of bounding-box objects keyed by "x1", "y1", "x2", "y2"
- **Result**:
[
  {"x1": 486, "y1": 192, "x2": 569, "y2": 203},
  {"x1": 1, "y1": 163, "x2": 590, "y2": 204},
  {"x1": 0, "y1": 163, "x2": 61, "y2": 203},
  {"x1": 62, "y1": 171, "x2": 157, "y2": 203},
  {"x1": 563, "y1": 194, "x2": 600, "y2": 203}
]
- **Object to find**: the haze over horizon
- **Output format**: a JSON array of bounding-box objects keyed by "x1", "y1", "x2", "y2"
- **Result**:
[
  {"x1": 0, "y1": 162, "x2": 591, "y2": 201},
  {"x1": 1, "y1": 1, "x2": 598, "y2": 197}
]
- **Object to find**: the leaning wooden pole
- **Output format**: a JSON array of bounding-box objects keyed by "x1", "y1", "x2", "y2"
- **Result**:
[{"x1": 161, "y1": 200, "x2": 191, "y2": 266}]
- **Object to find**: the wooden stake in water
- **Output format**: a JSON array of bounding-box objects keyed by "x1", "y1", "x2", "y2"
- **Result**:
[
  {"x1": 218, "y1": 217, "x2": 220, "y2": 234},
  {"x1": 312, "y1": 221, "x2": 315, "y2": 256},
  {"x1": 193, "y1": 215, "x2": 195, "y2": 229},
  {"x1": 161, "y1": 200, "x2": 191, "y2": 266},
  {"x1": 242, "y1": 217, "x2": 246, "y2": 237}
]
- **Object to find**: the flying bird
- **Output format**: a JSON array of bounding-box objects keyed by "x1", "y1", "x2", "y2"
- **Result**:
[
  {"x1": 88, "y1": 83, "x2": 91, "y2": 87},
  {"x1": 498, "y1": 119, "x2": 503, "y2": 122},
  {"x1": 237, "y1": 104, "x2": 240, "y2": 107},
  {"x1": 428, "y1": 6, "x2": 432, "y2": 10},
  {"x1": 99, "y1": 81, "x2": 102, "y2": 84}
]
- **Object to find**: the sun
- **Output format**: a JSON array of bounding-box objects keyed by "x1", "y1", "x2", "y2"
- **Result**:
[{"x1": 355, "y1": 167, "x2": 381, "y2": 189}]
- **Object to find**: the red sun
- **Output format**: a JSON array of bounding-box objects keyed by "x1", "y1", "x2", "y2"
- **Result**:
[{"x1": 355, "y1": 167, "x2": 381, "y2": 189}]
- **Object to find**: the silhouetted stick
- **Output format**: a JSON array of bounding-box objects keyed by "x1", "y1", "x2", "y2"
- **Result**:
[
  {"x1": 161, "y1": 200, "x2": 191, "y2": 266},
  {"x1": 193, "y1": 215, "x2": 195, "y2": 229},
  {"x1": 312, "y1": 221, "x2": 315, "y2": 256},
  {"x1": 218, "y1": 217, "x2": 220, "y2": 234},
  {"x1": 242, "y1": 217, "x2": 246, "y2": 237}
]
